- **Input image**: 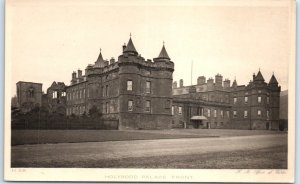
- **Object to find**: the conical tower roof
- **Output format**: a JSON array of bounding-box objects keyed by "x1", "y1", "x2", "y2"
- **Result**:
[
  {"x1": 158, "y1": 44, "x2": 170, "y2": 60},
  {"x1": 254, "y1": 70, "x2": 265, "y2": 81},
  {"x1": 123, "y1": 37, "x2": 138, "y2": 54},
  {"x1": 96, "y1": 49, "x2": 104, "y2": 63},
  {"x1": 269, "y1": 74, "x2": 278, "y2": 84},
  {"x1": 94, "y1": 49, "x2": 105, "y2": 67}
]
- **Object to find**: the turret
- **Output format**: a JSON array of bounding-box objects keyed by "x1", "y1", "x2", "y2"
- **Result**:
[
  {"x1": 154, "y1": 42, "x2": 171, "y2": 62},
  {"x1": 268, "y1": 73, "x2": 280, "y2": 90},
  {"x1": 123, "y1": 35, "x2": 138, "y2": 56},
  {"x1": 253, "y1": 69, "x2": 265, "y2": 83},
  {"x1": 94, "y1": 48, "x2": 105, "y2": 68}
]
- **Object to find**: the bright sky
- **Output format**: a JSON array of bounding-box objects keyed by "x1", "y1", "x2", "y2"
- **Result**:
[{"x1": 7, "y1": 0, "x2": 293, "y2": 96}]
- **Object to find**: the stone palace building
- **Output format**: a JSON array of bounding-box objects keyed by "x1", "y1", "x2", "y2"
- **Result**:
[{"x1": 15, "y1": 36, "x2": 281, "y2": 130}]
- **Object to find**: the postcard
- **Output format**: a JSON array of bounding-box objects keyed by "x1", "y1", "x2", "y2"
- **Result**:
[{"x1": 4, "y1": 0, "x2": 295, "y2": 182}]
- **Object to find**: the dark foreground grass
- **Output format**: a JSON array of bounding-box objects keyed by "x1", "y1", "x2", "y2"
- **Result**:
[
  {"x1": 11, "y1": 130, "x2": 217, "y2": 146},
  {"x1": 12, "y1": 145, "x2": 287, "y2": 169}
]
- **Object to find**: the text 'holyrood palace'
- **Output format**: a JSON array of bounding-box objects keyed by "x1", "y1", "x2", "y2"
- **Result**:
[{"x1": 14, "y1": 36, "x2": 282, "y2": 130}]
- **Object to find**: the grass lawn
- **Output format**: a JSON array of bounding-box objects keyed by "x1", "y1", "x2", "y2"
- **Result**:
[
  {"x1": 11, "y1": 129, "x2": 286, "y2": 146},
  {"x1": 11, "y1": 145, "x2": 287, "y2": 169},
  {"x1": 11, "y1": 129, "x2": 217, "y2": 146}
]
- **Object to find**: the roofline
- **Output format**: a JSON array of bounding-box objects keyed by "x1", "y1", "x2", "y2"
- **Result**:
[{"x1": 16, "y1": 81, "x2": 43, "y2": 85}]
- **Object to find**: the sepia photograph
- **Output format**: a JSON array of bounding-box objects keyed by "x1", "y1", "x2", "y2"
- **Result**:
[{"x1": 4, "y1": 0, "x2": 295, "y2": 182}]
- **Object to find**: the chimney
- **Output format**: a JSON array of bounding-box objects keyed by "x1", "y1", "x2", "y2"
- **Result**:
[
  {"x1": 173, "y1": 81, "x2": 177, "y2": 88},
  {"x1": 197, "y1": 76, "x2": 206, "y2": 85},
  {"x1": 110, "y1": 57, "x2": 115, "y2": 64},
  {"x1": 78, "y1": 69, "x2": 82, "y2": 78},
  {"x1": 207, "y1": 78, "x2": 214, "y2": 84},
  {"x1": 223, "y1": 79, "x2": 231, "y2": 88},
  {"x1": 122, "y1": 43, "x2": 126, "y2": 52},
  {"x1": 253, "y1": 73, "x2": 256, "y2": 80},
  {"x1": 179, "y1": 79, "x2": 184, "y2": 87},
  {"x1": 215, "y1": 74, "x2": 223, "y2": 86},
  {"x1": 72, "y1": 71, "x2": 76, "y2": 79}
]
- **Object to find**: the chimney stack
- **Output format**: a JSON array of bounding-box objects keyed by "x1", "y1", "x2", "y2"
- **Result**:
[
  {"x1": 223, "y1": 79, "x2": 231, "y2": 88},
  {"x1": 122, "y1": 43, "x2": 126, "y2": 52},
  {"x1": 72, "y1": 71, "x2": 76, "y2": 79},
  {"x1": 179, "y1": 79, "x2": 184, "y2": 87},
  {"x1": 78, "y1": 69, "x2": 82, "y2": 78},
  {"x1": 215, "y1": 73, "x2": 223, "y2": 86},
  {"x1": 173, "y1": 81, "x2": 177, "y2": 88},
  {"x1": 197, "y1": 76, "x2": 206, "y2": 85},
  {"x1": 110, "y1": 57, "x2": 115, "y2": 64}
]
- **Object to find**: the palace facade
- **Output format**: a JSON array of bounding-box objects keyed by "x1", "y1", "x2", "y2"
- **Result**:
[{"x1": 15, "y1": 36, "x2": 281, "y2": 130}]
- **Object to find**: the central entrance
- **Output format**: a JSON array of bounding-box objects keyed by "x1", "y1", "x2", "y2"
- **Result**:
[{"x1": 191, "y1": 116, "x2": 208, "y2": 129}]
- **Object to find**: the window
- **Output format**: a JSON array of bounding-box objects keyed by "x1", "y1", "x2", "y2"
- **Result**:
[
  {"x1": 172, "y1": 106, "x2": 174, "y2": 115},
  {"x1": 178, "y1": 106, "x2": 182, "y2": 115},
  {"x1": 62, "y1": 92, "x2": 66, "y2": 97},
  {"x1": 245, "y1": 96, "x2": 248, "y2": 104},
  {"x1": 145, "y1": 101, "x2": 151, "y2": 112},
  {"x1": 214, "y1": 110, "x2": 217, "y2": 117},
  {"x1": 127, "y1": 80, "x2": 133, "y2": 91},
  {"x1": 106, "y1": 102, "x2": 109, "y2": 113},
  {"x1": 128, "y1": 100, "x2": 133, "y2": 111},
  {"x1": 53, "y1": 91, "x2": 57, "y2": 99},
  {"x1": 233, "y1": 97, "x2": 237, "y2": 104},
  {"x1": 257, "y1": 110, "x2": 262, "y2": 117},
  {"x1": 267, "y1": 96, "x2": 270, "y2": 104},
  {"x1": 102, "y1": 86, "x2": 105, "y2": 97},
  {"x1": 79, "y1": 90, "x2": 82, "y2": 99},
  {"x1": 83, "y1": 89, "x2": 85, "y2": 98},
  {"x1": 146, "y1": 81, "x2": 151, "y2": 93},
  {"x1": 233, "y1": 111, "x2": 237, "y2": 118},
  {"x1": 207, "y1": 109, "x2": 211, "y2": 117},
  {"x1": 267, "y1": 110, "x2": 269, "y2": 120},
  {"x1": 28, "y1": 88, "x2": 34, "y2": 98},
  {"x1": 87, "y1": 89, "x2": 90, "y2": 98},
  {"x1": 258, "y1": 96, "x2": 262, "y2": 103},
  {"x1": 106, "y1": 85, "x2": 109, "y2": 97},
  {"x1": 226, "y1": 111, "x2": 230, "y2": 117},
  {"x1": 244, "y1": 111, "x2": 248, "y2": 118},
  {"x1": 220, "y1": 110, "x2": 223, "y2": 118},
  {"x1": 258, "y1": 90, "x2": 262, "y2": 93}
]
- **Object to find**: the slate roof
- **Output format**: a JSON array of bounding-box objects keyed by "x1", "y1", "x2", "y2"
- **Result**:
[
  {"x1": 269, "y1": 74, "x2": 278, "y2": 84},
  {"x1": 255, "y1": 70, "x2": 265, "y2": 81},
  {"x1": 158, "y1": 45, "x2": 170, "y2": 60},
  {"x1": 124, "y1": 37, "x2": 138, "y2": 54}
]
